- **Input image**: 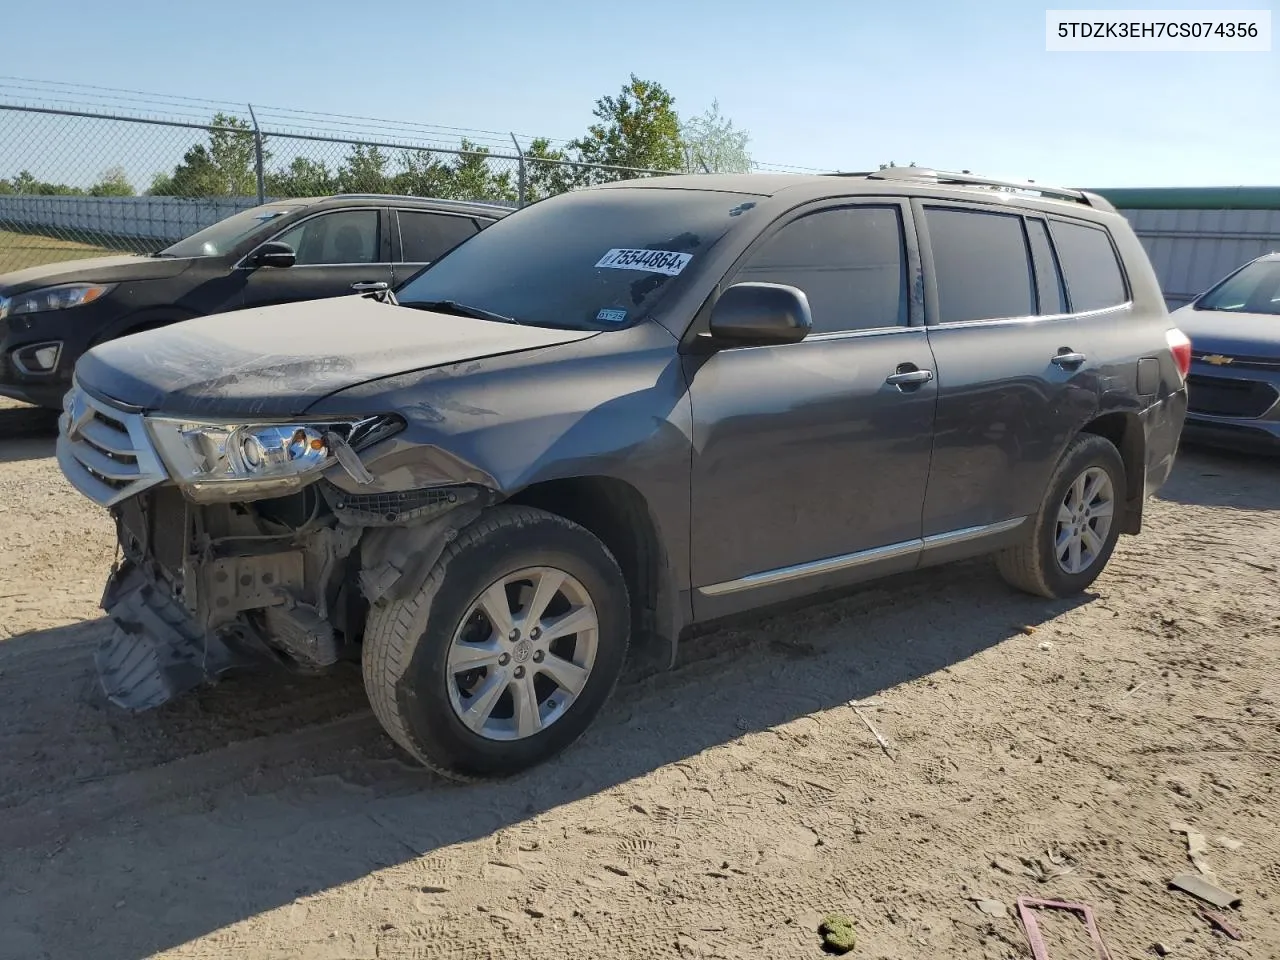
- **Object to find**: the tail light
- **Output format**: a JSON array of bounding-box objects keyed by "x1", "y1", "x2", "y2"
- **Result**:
[{"x1": 1166, "y1": 328, "x2": 1192, "y2": 380}]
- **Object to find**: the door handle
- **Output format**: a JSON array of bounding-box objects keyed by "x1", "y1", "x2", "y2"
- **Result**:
[
  {"x1": 885, "y1": 368, "x2": 934, "y2": 387},
  {"x1": 1051, "y1": 351, "x2": 1086, "y2": 368},
  {"x1": 351, "y1": 281, "x2": 389, "y2": 292}
]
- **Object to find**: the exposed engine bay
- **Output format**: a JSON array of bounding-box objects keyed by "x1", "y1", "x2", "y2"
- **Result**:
[{"x1": 99, "y1": 480, "x2": 490, "y2": 710}]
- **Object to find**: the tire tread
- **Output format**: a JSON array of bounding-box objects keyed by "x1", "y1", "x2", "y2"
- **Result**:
[
  {"x1": 996, "y1": 433, "x2": 1125, "y2": 599},
  {"x1": 362, "y1": 505, "x2": 626, "y2": 781}
]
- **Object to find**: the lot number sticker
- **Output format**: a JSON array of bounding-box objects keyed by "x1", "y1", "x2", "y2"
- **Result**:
[{"x1": 596, "y1": 248, "x2": 692, "y2": 277}]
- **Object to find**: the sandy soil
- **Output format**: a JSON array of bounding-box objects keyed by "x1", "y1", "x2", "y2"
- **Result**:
[{"x1": 0, "y1": 395, "x2": 1277, "y2": 960}]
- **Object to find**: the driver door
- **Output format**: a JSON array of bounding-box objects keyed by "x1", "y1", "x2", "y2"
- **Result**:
[
  {"x1": 239, "y1": 207, "x2": 393, "y2": 311},
  {"x1": 686, "y1": 200, "x2": 938, "y2": 621}
]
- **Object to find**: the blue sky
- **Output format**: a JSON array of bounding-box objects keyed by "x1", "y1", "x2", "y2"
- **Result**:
[{"x1": 3, "y1": 0, "x2": 1277, "y2": 187}]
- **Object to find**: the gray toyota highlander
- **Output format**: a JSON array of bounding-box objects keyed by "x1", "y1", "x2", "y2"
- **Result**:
[{"x1": 56, "y1": 169, "x2": 1190, "y2": 780}]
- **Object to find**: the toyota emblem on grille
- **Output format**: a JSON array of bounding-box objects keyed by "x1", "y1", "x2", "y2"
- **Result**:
[
  {"x1": 65, "y1": 393, "x2": 93, "y2": 442},
  {"x1": 1201, "y1": 354, "x2": 1233, "y2": 366}
]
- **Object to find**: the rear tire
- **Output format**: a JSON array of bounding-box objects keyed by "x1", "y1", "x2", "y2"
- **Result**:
[
  {"x1": 362, "y1": 505, "x2": 630, "y2": 781},
  {"x1": 996, "y1": 433, "x2": 1126, "y2": 599}
]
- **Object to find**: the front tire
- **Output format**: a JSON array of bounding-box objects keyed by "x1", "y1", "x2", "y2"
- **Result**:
[
  {"x1": 362, "y1": 505, "x2": 630, "y2": 781},
  {"x1": 997, "y1": 433, "x2": 1126, "y2": 599}
]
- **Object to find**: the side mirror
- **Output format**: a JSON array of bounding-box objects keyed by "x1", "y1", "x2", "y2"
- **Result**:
[
  {"x1": 707, "y1": 282, "x2": 812, "y2": 346},
  {"x1": 249, "y1": 241, "x2": 296, "y2": 269}
]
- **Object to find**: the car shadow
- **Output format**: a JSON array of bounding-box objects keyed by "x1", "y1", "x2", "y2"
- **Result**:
[
  {"x1": 1156, "y1": 443, "x2": 1280, "y2": 511},
  {"x1": 0, "y1": 434, "x2": 56, "y2": 464},
  {"x1": 0, "y1": 404, "x2": 58, "y2": 454},
  {"x1": 0, "y1": 557, "x2": 1092, "y2": 960}
]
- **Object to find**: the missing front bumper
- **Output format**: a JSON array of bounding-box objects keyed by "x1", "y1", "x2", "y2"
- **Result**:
[{"x1": 96, "y1": 562, "x2": 250, "y2": 710}]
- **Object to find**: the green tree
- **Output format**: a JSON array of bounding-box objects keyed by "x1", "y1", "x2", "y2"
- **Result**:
[
  {"x1": 444, "y1": 139, "x2": 516, "y2": 203},
  {"x1": 337, "y1": 144, "x2": 391, "y2": 194},
  {"x1": 90, "y1": 166, "x2": 135, "y2": 197},
  {"x1": 266, "y1": 157, "x2": 339, "y2": 197},
  {"x1": 150, "y1": 113, "x2": 261, "y2": 197},
  {"x1": 388, "y1": 149, "x2": 452, "y2": 198},
  {"x1": 9, "y1": 170, "x2": 83, "y2": 195},
  {"x1": 680, "y1": 100, "x2": 752, "y2": 174},
  {"x1": 569, "y1": 74, "x2": 684, "y2": 184},
  {"x1": 524, "y1": 137, "x2": 578, "y2": 202}
]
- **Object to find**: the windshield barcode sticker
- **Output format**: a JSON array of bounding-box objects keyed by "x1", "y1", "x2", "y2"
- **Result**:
[{"x1": 596, "y1": 248, "x2": 692, "y2": 276}]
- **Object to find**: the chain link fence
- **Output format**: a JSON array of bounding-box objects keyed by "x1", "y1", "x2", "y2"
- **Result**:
[{"x1": 0, "y1": 104, "x2": 685, "y2": 273}]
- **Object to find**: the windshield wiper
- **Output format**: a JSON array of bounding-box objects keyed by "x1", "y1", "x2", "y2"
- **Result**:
[{"x1": 401, "y1": 299, "x2": 522, "y2": 325}]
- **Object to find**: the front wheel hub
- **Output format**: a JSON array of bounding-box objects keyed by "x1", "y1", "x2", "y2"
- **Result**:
[{"x1": 445, "y1": 566, "x2": 599, "y2": 742}]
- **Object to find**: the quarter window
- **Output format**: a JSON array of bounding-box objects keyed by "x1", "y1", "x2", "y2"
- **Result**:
[
  {"x1": 399, "y1": 211, "x2": 482, "y2": 263},
  {"x1": 925, "y1": 207, "x2": 1034, "y2": 324},
  {"x1": 275, "y1": 210, "x2": 380, "y2": 265},
  {"x1": 732, "y1": 205, "x2": 908, "y2": 334},
  {"x1": 1050, "y1": 220, "x2": 1127, "y2": 312}
]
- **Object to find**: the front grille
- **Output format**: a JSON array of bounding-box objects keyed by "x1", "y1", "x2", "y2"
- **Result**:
[
  {"x1": 1186, "y1": 374, "x2": 1280, "y2": 420},
  {"x1": 1195, "y1": 352, "x2": 1280, "y2": 373},
  {"x1": 56, "y1": 380, "x2": 169, "y2": 507}
]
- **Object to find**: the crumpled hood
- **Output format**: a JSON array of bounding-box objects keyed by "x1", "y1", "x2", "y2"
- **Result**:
[
  {"x1": 0, "y1": 253, "x2": 191, "y2": 292},
  {"x1": 76, "y1": 294, "x2": 598, "y2": 418},
  {"x1": 1172, "y1": 303, "x2": 1280, "y2": 358}
]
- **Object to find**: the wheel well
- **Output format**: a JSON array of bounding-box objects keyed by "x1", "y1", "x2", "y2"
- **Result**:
[
  {"x1": 505, "y1": 476, "x2": 669, "y2": 670},
  {"x1": 1079, "y1": 411, "x2": 1144, "y2": 534}
]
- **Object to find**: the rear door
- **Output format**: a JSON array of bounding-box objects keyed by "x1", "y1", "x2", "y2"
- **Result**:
[
  {"x1": 392, "y1": 209, "x2": 489, "y2": 283},
  {"x1": 916, "y1": 201, "x2": 1118, "y2": 542},
  {"x1": 238, "y1": 207, "x2": 393, "y2": 310}
]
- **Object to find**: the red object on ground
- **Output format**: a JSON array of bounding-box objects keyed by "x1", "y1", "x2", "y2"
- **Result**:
[
  {"x1": 1200, "y1": 909, "x2": 1244, "y2": 941},
  {"x1": 1016, "y1": 896, "x2": 1114, "y2": 960}
]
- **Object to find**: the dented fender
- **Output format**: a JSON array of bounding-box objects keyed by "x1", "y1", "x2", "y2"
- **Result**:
[{"x1": 312, "y1": 320, "x2": 697, "y2": 659}]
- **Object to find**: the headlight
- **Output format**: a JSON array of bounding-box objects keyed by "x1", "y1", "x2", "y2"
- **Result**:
[
  {"x1": 146, "y1": 415, "x2": 402, "y2": 502},
  {"x1": 0, "y1": 283, "x2": 115, "y2": 320}
]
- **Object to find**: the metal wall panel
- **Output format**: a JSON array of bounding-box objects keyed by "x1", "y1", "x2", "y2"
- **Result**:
[{"x1": 1117, "y1": 207, "x2": 1280, "y2": 308}]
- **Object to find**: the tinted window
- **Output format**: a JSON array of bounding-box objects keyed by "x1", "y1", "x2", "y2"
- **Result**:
[
  {"x1": 396, "y1": 188, "x2": 761, "y2": 331},
  {"x1": 399, "y1": 211, "x2": 480, "y2": 263},
  {"x1": 1196, "y1": 258, "x2": 1280, "y2": 316},
  {"x1": 926, "y1": 207, "x2": 1034, "y2": 323},
  {"x1": 276, "y1": 210, "x2": 379, "y2": 265},
  {"x1": 1050, "y1": 220, "x2": 1127, "y2": 312},
  {"x1": 1025, "y1": 218, "x2": 1067, "y2": 315},
  {"x1": 732, "y1": 205, "x2": 908, "y2": 334}
]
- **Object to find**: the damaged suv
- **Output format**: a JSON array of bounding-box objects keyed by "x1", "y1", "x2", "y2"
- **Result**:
[{"x1": 57, "y1": 169, "x2": 1189, "y2": 780}]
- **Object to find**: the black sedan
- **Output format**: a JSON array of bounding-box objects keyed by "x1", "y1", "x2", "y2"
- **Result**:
[
  {"x1": 0, "y1": 194, "x2": 508, "y2": 410},
  {"x1": 1171, "y1": 252, "x2": 1280, "y2": 454}
]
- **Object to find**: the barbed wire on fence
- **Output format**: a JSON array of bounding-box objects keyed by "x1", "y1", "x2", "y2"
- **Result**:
[{"x1": 0, "y1": 97, "x2": 824, "y2": 273}]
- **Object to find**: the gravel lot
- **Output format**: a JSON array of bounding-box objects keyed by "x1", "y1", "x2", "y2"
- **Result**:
[{"x1": 0, "y1": 395, "x2": 1277, "y2": 960}]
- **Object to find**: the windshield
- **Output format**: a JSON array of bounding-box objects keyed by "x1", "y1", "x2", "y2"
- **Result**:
[
  {"x1": 158, "y1": 204, "x2": 298, "y2": 258},
  {"x1": 395, "y1": 187, "x2": 762, "y2": 330},
  {"x1": 1196, "y1": 259, "x2": 1280, "y2": 316}
]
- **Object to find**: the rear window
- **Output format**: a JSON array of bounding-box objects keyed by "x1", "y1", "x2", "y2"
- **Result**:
[
  {"x1": 925, "y1": 207, "x2": 1034, "y2": 323},
  {"x1": 395, "y1": 188, "x2": 762, "y2": 330},
  {"x1": 1049, "y1": 220, "x2": 1128, "y2": 312},
  {"x1": 1196, "y1": 258, "x2": 1280, "y2": 316},
  {"x1": 399, "y1": 211, "x2": 480, "y2": 263}
]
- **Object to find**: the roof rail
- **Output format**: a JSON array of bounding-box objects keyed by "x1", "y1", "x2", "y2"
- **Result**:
[
  {"x1": 328, "y1": 193, "x2": 509, "y2": 207},
  {"x1": 847, "y1": 167, "x2": 1093, "y2": 205}
]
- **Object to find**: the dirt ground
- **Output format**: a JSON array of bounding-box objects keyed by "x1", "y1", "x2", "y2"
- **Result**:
[{"x1": 0, "y1": 395, "x2": 1276, "y2": 960}]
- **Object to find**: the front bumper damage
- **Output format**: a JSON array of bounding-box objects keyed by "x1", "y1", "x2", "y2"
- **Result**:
[{"x1": 97, "y1": 479, "x2": 490, "y2": 710}]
